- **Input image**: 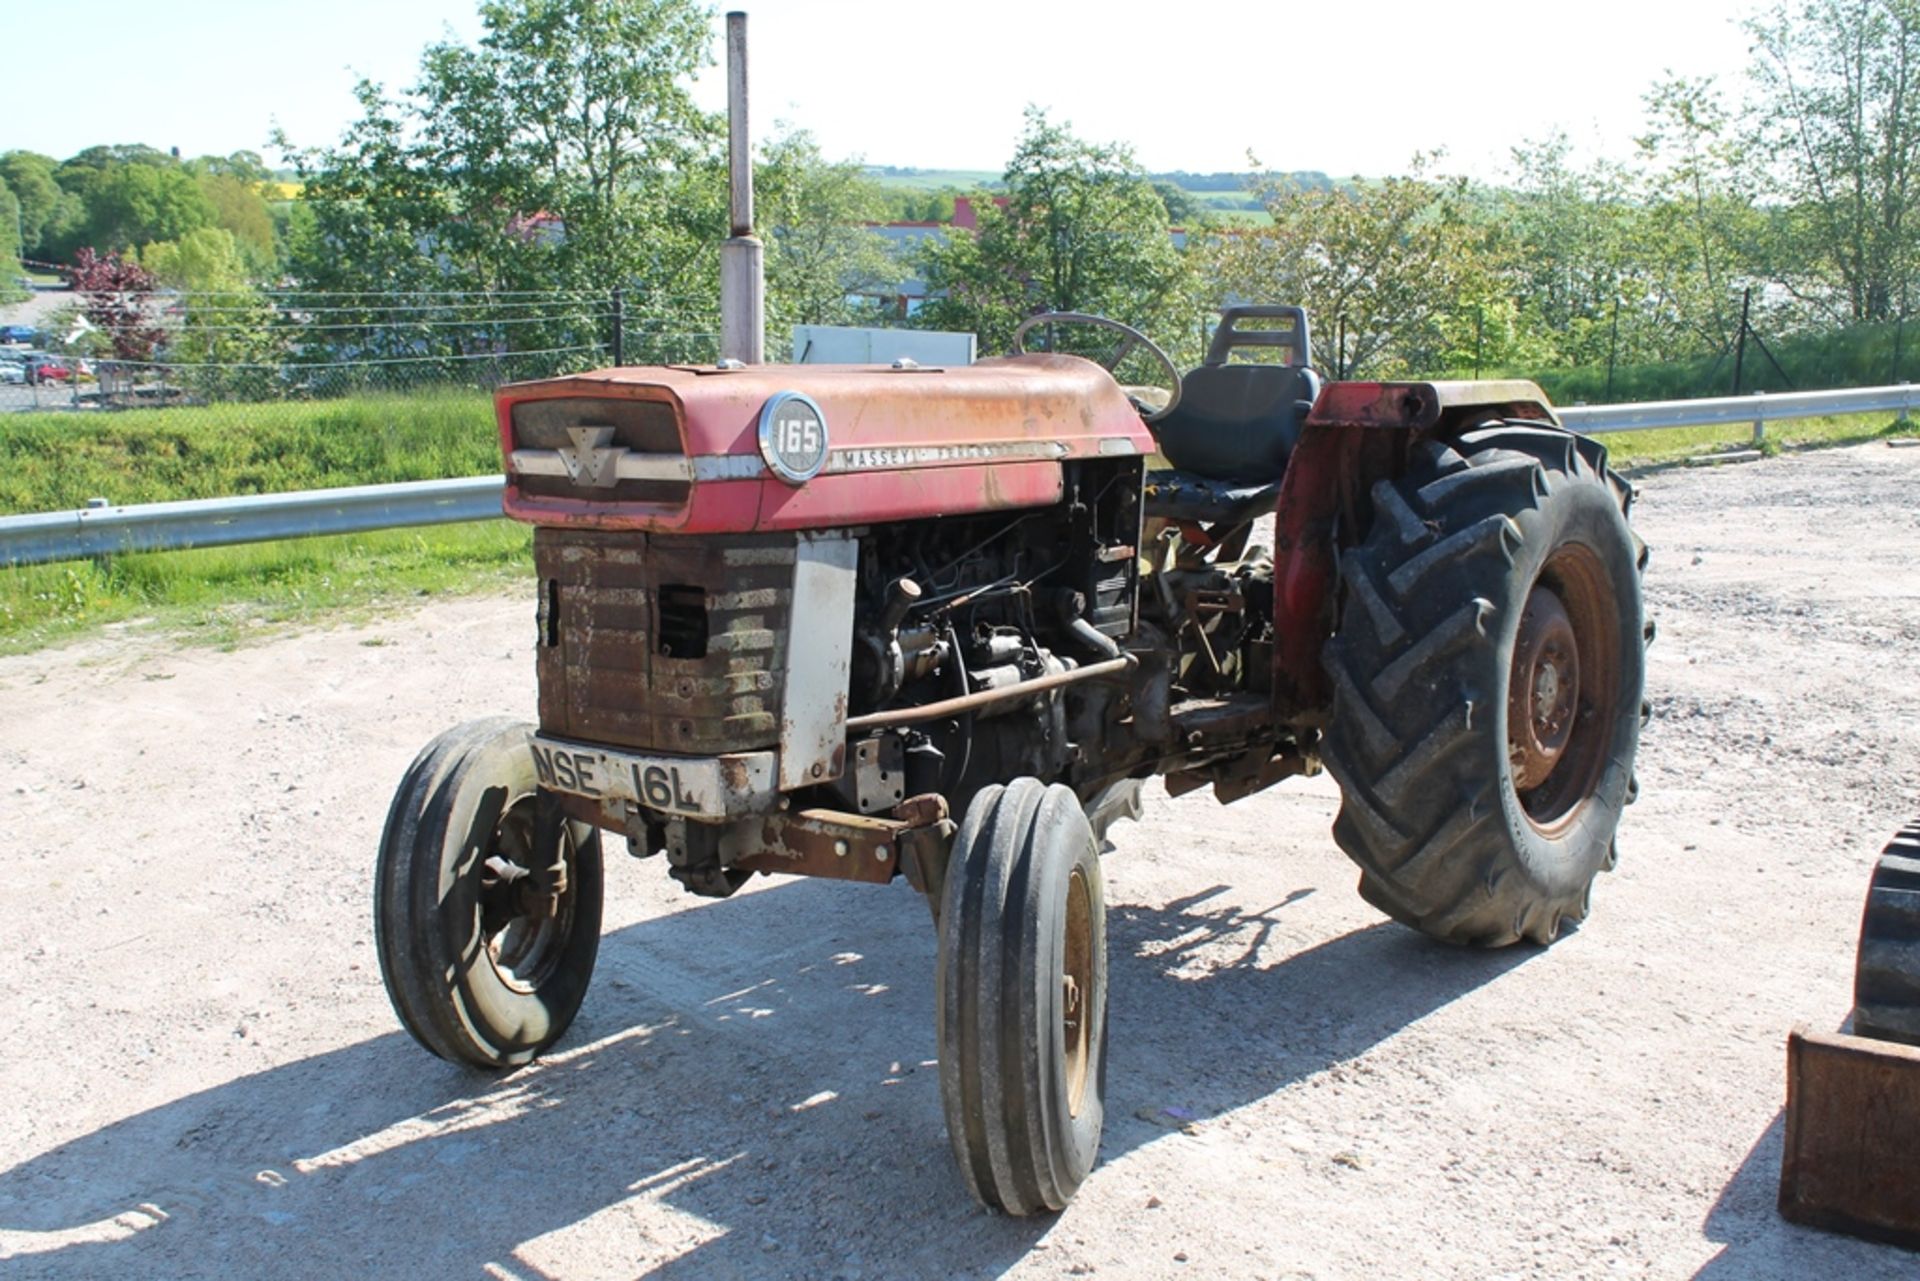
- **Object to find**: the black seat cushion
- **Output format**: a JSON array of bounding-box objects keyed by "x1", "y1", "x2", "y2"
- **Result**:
[{"x1": 1152, "y1": 364, "x2": 1319, "y2": 482}]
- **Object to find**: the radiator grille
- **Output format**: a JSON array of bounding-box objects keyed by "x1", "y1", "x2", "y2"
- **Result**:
[
  {"x1": 534, "y1": 529, "x2": 795, "y2": 753},
  {"x1": 511, "y1": 396, "x2": 690, "y2": 506}
]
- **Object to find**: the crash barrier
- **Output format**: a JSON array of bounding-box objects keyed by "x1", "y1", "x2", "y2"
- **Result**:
[{"x1": 2, "y1": 383, "x2": 1913, "y2": 568}]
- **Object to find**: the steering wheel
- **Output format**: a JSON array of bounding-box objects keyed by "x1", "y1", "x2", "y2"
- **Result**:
[{"x1": 1011, "y1": 311, "x2": 1182, "y2": 423}]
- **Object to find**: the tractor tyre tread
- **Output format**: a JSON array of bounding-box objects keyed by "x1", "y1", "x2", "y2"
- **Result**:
[
  {"x1": 1321, "y1": 427, "x2": 1646, "y2": 947},
  {"x1": 1853, "y1": 822, "x2": 1920, "y2": 1045}
]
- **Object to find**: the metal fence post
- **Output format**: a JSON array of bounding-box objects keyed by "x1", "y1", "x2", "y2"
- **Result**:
[
  {"x1": 611, "y1": 286, "x2": 625, "y2": 367},
  {"x1": 1752, "y1": 389, "x2": 1766, "y2": 445}
]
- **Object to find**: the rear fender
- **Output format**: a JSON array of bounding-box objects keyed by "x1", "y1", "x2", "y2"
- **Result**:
[{"x1": 1269, "y1": 379, "x2": 1560, "y2": 724}]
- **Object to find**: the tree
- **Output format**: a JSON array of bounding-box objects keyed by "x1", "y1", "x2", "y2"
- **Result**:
[
  {"x1": 68, "y1": 249, "x2": 165, "y2": 362},
  {"x1": 1493, "y1": 131, "x2": 1641, "y2": 367},
  {"x1": 758, "y1": 130, "x2": 895, "y2": 331},
  {"x1": 72, "y1": 162, "x2": 216, "y2": 254},
  {"x1": 187, "y1": 156, "x2": 278, "y2": 274},
  {"x1": 0, "y1": 180, "x2": 23, "y2": 301},
  {"x1": 1747, "y1": 0, "x2": 1920, "y2": 322},
  {"x1": 1208, "y1": 156, "x2": 1498, "y2": 378},
  {"x1": 917, "y1": 110, "x2": 1202, "y2": 361},
  {"x1": 1620, "y1": 75, "x2": 1781, "y2": 361},
  {"x1": 0, "y1": 151, "x2": 75, "y2": 259},
  {"x1": 142, "y1": 228, "x2": 287, "y2": 395},
  {"x1": 285, "y1": 0, "x2": 721, "y2": 368}
]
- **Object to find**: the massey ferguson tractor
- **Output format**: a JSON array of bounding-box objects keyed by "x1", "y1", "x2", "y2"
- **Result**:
[{"x1": 375, "y1": 306, "x2": 1647, "y2": 1215}]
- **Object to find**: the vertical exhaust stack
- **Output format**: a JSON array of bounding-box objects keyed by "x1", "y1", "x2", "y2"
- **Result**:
[{"x1": 719, "y1": 10, "x2": 765, "y2": 365}]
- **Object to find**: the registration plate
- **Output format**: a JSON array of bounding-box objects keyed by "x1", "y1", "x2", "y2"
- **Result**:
[{"x1": 528, "y1": 734, "x2": 776, "y2": 819}]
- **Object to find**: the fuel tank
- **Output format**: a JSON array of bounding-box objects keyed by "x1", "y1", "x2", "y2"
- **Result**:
[{"x1": 497, "y1": 354, "x2": 1154, "y2": 534}]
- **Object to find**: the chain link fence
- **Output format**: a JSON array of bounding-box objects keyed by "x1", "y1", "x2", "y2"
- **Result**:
[{"x1": 0, "y1": 287, "x2": 728, "y2": 418}]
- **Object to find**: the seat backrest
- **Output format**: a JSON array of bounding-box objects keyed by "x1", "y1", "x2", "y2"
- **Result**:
[{"x1": 1152, "y1": 363, "x2": 1320, "y2": 482}]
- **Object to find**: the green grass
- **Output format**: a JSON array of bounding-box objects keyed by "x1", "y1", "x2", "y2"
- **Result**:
[
  {"x1": 1592, "y1": 410, "x2": 1916, "y2": 468},
  {"x1": 0, "y1": 390, "x2": 518, "y2": 652},
  {"x1": 864, "y1": 168, "x2": 1000, "y2": 192},
  {"x1": 0, "y1": 389, "x2": 498, "y2": 513},
  {"x1": 0, "y1": 521, "x2": 532, "y2": 654}
]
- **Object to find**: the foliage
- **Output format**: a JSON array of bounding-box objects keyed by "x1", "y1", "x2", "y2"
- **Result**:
[
  {"x1": 141, "y1": 228, "x2": 288, "y2": 393},
  {"x1": 0, "y1": 151, "x2": 77, "y2": 258},
  {"x1": 1210, "y1": 156, "x2": 1499, "y2": 378},
  {"x1": 66, "y1": 160, "x2": 217, "y2": 255},
  {"x1": 67, "y1": 249, "x2": 166, "y2": 361},
  {"x1": 1747, "y1": 0, "x2": 1920, "y2": 322},
  {"x1": 916, "y1": 110, "x2": 1203, "y2": 362},
  {"x1": 0, "y1": 180, "x2": 22, "y2": 301},
  {"x1": 758, "y1": 130, "x2": 896, "y2": 330},
  {"x1": 285, "y1": 0, "x2": 721, "y2": 362}
]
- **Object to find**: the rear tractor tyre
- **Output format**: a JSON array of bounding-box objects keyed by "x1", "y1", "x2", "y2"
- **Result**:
[
  {"x1": 1853, "y1": 821, "x2": 1920, "y2": 1045},
  {"x1": 1322, "y1": 425, "x2": 1647, "y2": 946},
  {"x1": 937, "y1": 779, "x2": 1108, "y2": 1215},
  {"x1": 376, "y1": 717, "x2": 604, "y2": 1067}
]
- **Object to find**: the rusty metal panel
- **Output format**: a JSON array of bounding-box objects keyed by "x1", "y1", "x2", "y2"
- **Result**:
[
  {"x1": 534, "y1": 528, "x2": 795, "y2": 754},
  {"x1": 1306, "y1": 379, "x2": 1559, "y2": 430},
  {"x1": 1779, "y1": 1025, "x2": 1920, "y2": 1248},
  {"x1": 499, "y1": 355, "x2": 1152, "y2": 534},
  {"x1": 732, "y1": 809, "x2": 903, "y2": 885},
  {"x1": 777, "y1": 531, "x2": 857, "y2": 790}
]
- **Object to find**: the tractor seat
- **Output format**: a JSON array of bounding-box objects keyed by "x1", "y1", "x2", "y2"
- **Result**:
[{"x1": 1151, "y1": 363, "x2": 1321, "y2": 483}]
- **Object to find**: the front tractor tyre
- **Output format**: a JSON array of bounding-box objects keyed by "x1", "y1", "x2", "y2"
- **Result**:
[
  {"x1": 937, "y1": 779, "x2": 1109, "y2": 1215},
  {"x1": 1322, "y1": 425, "x2": 1647, "y2": 946},
  {"x1": 376, "y1": 717, "x2": 604, "y2": 1067}
]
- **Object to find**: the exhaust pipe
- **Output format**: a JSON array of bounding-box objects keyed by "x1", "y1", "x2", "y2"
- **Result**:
[{"x1": 719, "y1": 10, "x2": 765, "y2": 365}]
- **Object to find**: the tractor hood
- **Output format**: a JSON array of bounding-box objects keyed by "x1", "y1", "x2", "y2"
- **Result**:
[{"x1": 497, "y1": 354, "x2": 1154, "y2": 534}]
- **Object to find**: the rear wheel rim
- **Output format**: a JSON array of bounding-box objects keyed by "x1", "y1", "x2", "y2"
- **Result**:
[{"x1": 1508, "y1": 542, "x2": 1621, "y2": 837}]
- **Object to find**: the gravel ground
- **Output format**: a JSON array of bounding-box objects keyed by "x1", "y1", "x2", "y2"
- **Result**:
[{"x1": 1, "y1": 442, "x2": 1917, "y2": 1280}]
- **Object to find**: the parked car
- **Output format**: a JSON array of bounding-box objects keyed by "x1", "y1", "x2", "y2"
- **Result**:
[
  {"x1": 0, "y1": 361, "x2": 24, "y2": 385},
  {"x1": 17, "y1": 352, "x2": 74, "y2": 384},
  {"x1": 0, "y1": 324, "x2": 41, "y2": 345}
]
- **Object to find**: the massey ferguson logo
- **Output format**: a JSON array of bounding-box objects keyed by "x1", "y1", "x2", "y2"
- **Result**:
[{"x1": 557, "y1": 425, "x2": 626, "y2": 488}]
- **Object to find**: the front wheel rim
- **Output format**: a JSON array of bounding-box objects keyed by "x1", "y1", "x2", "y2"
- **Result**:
[
  {"x1": 1061, "y1": 866, "x2": 1095, "y2": 1118},
  {"x1": 476, "y1": 796, "x2": 577, "y2": 994}
]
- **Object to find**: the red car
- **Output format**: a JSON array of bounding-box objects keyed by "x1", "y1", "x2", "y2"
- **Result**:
[{"x1": 20, "y1": 353, "x2": 74, "y2": 384}]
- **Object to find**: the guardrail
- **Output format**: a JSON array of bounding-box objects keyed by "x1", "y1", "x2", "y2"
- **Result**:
[
  {"x1": 0, "y1": 476, "x2": 504, "y2": 567},
  {"x1": 1556, "y1": 382, "x2": 1915, "y2": 436},
  {"x1": 1, "y1": 383, "x2": 1913, "y2": 569}
]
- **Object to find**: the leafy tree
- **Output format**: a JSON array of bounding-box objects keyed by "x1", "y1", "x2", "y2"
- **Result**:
[
  {"x1": 1747, "y1": 0, "x2": 1920, "y2": 322},
  {"x1": 0, "y1": 180, "x2": 23, "y2": 301},
  {"x1": 188, "y1": 158, "x2": 278, "y2": 273},
  {"x1": 1208, "y1": 155, "x2": 1498, "y2": 378},
  {"x1": 1493, "y1": 131, "x2": 1641, "y2": 366},
  {"x1": 917, "y1": 109, "x2": 1202, "y2": 361},
  {"x1": 758, "y1": 130, "x2": 895, "y2": 331},
  {"x1": 142, "y1": 227, "x2": 287, "y2": 394},
  {"x1": 1632, "y1": 77, "x2": 1772, "y2": 352},
  {"x1": 285, "y1": 0, "x2": 721, "y2": 367},
  {"x1": 0, "y1": 151, "x2": 76, "y2": 258},
  {"x1": 71, "y1": 162, "x2": 216, "y2": 254},
  {"x1": 68, "y1": 249, "x2": 166, "y2": 362}
]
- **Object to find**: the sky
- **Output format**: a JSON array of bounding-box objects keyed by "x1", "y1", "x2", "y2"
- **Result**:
[{"x1": 2, "y1": 0, "x2": 1766, "y2": 183}]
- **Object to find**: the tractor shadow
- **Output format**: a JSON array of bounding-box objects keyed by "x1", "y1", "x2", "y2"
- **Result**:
[
  {"x1": 1693, "y1": 1094, "x2": 1918, "y2": 1276},
  {"x1": 0, "y1": 877, "x2": 1533, "y2": 1280}
]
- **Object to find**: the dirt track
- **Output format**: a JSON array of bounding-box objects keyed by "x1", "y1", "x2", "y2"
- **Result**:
[{"x1": 2, "y1": 442, "x2": 1918, "y2": 1280}]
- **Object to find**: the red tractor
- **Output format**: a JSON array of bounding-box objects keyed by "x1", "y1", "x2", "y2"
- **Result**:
[{"x1": 376, "y1": 306, "x2": 1647, "y2": 1214}]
